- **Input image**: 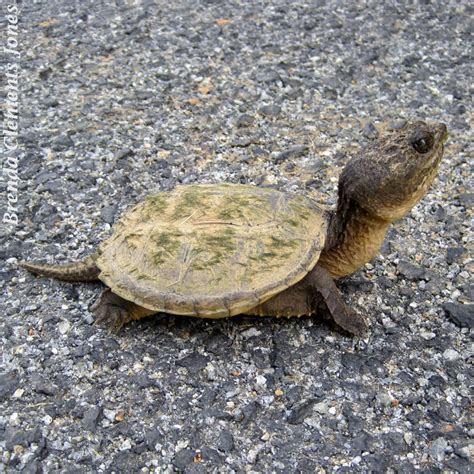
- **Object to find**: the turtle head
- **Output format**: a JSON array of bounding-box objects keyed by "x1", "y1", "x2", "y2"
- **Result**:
[{"x1": 338, "y1": 120, "x2": 448, "y2": 222}]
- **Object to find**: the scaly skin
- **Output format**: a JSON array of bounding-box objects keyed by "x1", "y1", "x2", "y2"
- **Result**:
[
  {"x1": 319, "y1": 120, "x2": 448, "y2": 278},
  {"x1": 19, "y1": 254, "x2": 100, "y2": 281}
]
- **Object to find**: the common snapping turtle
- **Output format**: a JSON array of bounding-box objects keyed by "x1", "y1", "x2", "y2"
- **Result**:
[{"x1": 21, "y1": 121, "x2": 448, "y2": 335}]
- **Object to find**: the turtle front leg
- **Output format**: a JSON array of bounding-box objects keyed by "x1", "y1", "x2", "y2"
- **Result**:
[
  {"x1": 91, "y1": 289, "x2": 156, "y2": 332},
  {"x1": 309, "y1": 266, "x2": 368, "y2": 336}
]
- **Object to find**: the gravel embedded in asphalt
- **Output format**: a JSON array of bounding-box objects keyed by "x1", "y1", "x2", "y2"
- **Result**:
[{"x1": 0, "y1": 1, "x2": 472, "y2": 472}]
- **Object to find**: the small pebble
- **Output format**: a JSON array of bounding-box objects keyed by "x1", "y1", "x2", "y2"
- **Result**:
[
  {"x1": 103, "y1": 409, "x2": 117, "y2": 422},
  {"x1": 443, "y1": 349, "x2": 461, "y2": 361},
  {"x1": 429, "y1": 437, "x2": 448, "y2": 461},
  {"x1": 314, "y1": 402, "x2": 329, "y2": 415},
  {"x1": 58, "y1": 320, "x2": 71, "y2": 335}
]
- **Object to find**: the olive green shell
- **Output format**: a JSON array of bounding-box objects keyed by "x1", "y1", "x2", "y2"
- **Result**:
[{"x1": 97, "y1": 184, "x2": 327, "y2": 318}]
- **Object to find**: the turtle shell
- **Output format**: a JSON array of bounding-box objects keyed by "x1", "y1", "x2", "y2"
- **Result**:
[{"x1": 97, "y1": 184, "x2": 327, "y2": 318}]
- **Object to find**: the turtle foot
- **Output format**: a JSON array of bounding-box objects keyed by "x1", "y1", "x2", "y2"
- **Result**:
[
  {"x1": 91, "y1": 289, "x2": 131, "y2": 333},
  {"x1": 333, "y1": 308, "x2": 368, "y2": 337}
]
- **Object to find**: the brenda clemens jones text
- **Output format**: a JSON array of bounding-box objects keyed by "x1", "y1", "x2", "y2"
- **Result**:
[{"x1": 3, "y1": 2, "x2": 21, "y2": 228}]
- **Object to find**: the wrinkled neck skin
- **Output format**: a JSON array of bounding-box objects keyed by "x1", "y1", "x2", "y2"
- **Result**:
[{"x1": 319, "y1": 195, "x2": 391, "y2": 279}]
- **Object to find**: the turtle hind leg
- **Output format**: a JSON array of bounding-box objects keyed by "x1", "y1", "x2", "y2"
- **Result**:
[
  {"x1": 309, "y1": 266, "x2": 368, "y2": 336},
  {"x1": 20, "y1": 253, "x2": 100, "y2": 282},
  {"x1": 91, "y1": 289, "x2": 156, "y2": 332}
]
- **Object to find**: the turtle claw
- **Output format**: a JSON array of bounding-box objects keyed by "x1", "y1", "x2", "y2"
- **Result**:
[
  {"x1": 92, "y1": 305, "x2": 128, "y2": 333},
  {"x1": 333, "y1": 308, "x2": 368, "y2": 337},
  {"x1": 310, "y1": 266, "x2": 369, "y2": 337},
  {"x1": 90, "y1": 289, "x2": 130, "y2": 333}
]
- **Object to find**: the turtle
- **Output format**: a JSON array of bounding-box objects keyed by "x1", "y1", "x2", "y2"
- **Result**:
[{"x1": 20, "y1": 120, "x2": 448, "y2": 336}]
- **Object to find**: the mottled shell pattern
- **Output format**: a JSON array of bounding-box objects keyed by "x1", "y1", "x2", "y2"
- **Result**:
[{"x1": 97, "y1": 184, "x2": 327, "y2": 318}]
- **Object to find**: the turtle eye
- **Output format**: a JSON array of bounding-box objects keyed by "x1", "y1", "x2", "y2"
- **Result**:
[{"x1": 412, "y1": 131, "x2": 434, "y2": 154}]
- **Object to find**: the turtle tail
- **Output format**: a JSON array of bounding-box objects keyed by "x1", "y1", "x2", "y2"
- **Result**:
[{"x1": 19, "y1": 253, "x2": 100, "y2": 282}]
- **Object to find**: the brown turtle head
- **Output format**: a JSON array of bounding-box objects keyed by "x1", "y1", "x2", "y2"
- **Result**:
[{"x1": 338, "y1": 120, "x2": 448, "y2": 222}]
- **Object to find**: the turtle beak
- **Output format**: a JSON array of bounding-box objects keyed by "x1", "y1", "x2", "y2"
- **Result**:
[
  {"x1": 430, "y1": 123, "x2": 448, "y2": 169},
  {"x1": 437, "y1": 123, "x2": 448, "y2": 143},
  {"x1": 420, "y1": 123, "x2": 447, "y2": 171}
]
